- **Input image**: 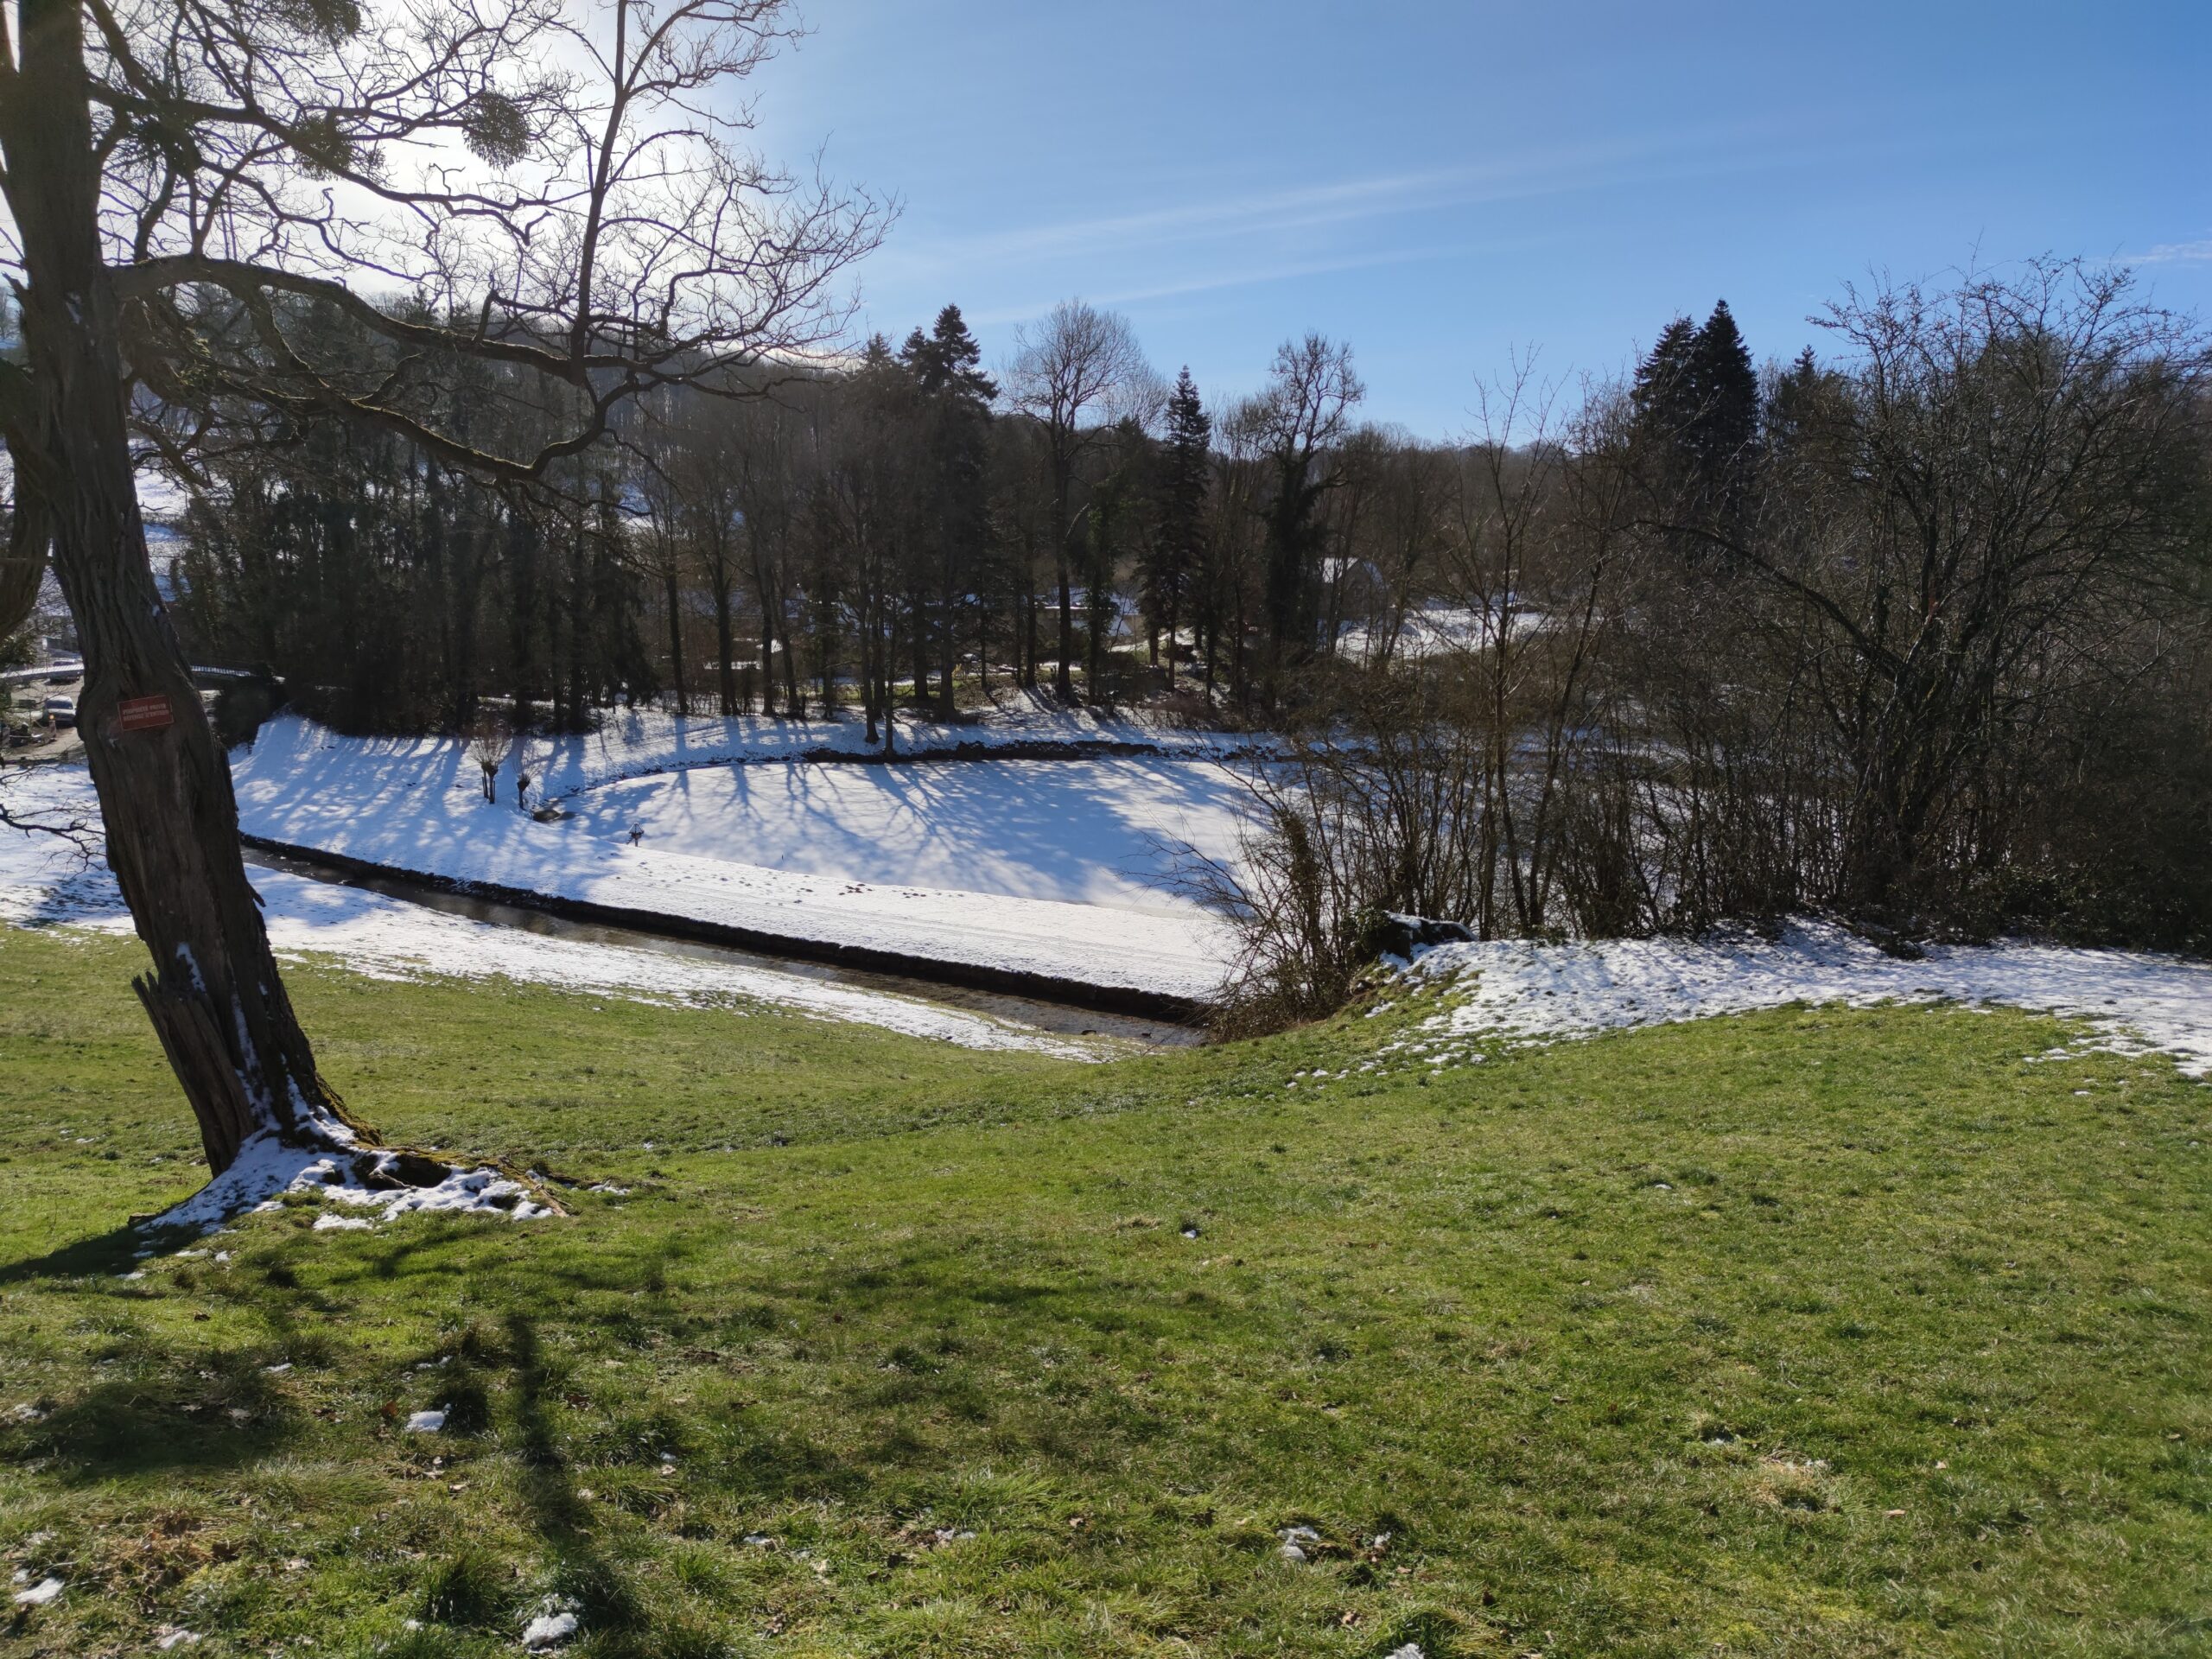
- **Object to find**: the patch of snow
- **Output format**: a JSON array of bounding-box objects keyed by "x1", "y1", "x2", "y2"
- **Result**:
[
  {"x1": 563, "y1": 750, "x2": 1249, "y2": 915},
  {"x1": 153, "y1": 1629, "x2": 201, "y2": 1650},
  {"x1": 522, "y1": 1605, "x2": 580, "y2": 1649},
  {"x1": 11, "y1": 1577, "x2": 62, "y2": 1607},
  {"x1": 1400, "y1": 920, "x2": 2212, "y2": 1077},
  {"x1": 143, "y1": 1127, "x2": 547, "y2": 1236},
  {"x1": 405, "y1": 1408, "x2": 447, "y2": 1433}
]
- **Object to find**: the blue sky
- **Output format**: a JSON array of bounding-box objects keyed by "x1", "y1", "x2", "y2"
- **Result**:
[{"x1": 752, "y1": 1, "x2": 2211, "y2": 437}]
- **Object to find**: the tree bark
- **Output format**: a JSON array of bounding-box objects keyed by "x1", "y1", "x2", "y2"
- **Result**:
[
  {"x1": 1051, "y1": 443, "x2": 1075, "y2": 701},
  {"x1": 1, "y1": 0, "x2": 366, "y2": 1173},
  {"x1": 662, "y1": 566, "x2": 689, "y2": 714},
  {"x1": 0, "y1": 432, "x2": 50, "y2": 640},
  {"x1": 710, "y1": 567, "x2": 737, "y2": 715}
]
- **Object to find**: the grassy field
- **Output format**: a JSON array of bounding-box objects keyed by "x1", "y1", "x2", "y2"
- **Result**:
[{"x1": 0, "y1": 925, "x2": 2207, "y2": 1657}]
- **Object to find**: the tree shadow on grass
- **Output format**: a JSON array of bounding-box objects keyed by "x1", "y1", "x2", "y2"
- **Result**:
[
  {"x1": 8, "y1": 1344, "x2": 305, "y2": 1481},
  {"x1": 497, "y1": 1312, "x2": 652, "y2": 1647},
  {"x1": 0, "y1": 1221, "x2": 147, "y2": 1286}
]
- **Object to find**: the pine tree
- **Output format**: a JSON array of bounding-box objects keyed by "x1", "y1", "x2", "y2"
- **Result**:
[
  {"x1": 1764, "y1": 346, "x2": 1825, "y2": 459},
  {"x1": 1634, "y1": 303, "x2": 1760, "y2": 528},
  {"x1": 1145, "y1": 367, "x2": 1211, "y2": 689},
  {"x1": 899, "y1": 305, "x2": 995, "y2": 715},
  {"x1": 902, "y1": 304, "x2": 997, "y2": 404},
  {"x1": 1630, "y1": 315, "x2": 1700, "y2": 445},
  {"x1": 1687, "y1": 300, "x2": 1758, "y2": 516}
]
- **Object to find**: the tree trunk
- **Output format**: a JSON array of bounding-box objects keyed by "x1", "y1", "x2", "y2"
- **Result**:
[
  {"x1": 779, "y1": 591, "x2": 802, "y2": 718},
  {"x1": 711, "y1": 572, "x2": 736, "y2": 716},
  {"x1": 936, "y1": 569, "x2": 957, "y2": 721},
  {"x1": 910, "y1": 594, "x2": 931, "y2": 709},
  {"x1": 0, "y1": 0, "x2": 367, "y2": 1176},
  {"x1": 0, "y1": 432, "x2": 50, "y2": 640},
  {"x1": 1051, "y1": 447, "x2": 1075, "y2": 701},
  {"x1": 663, "y1": 566, "x2": 688, "y2": 715}
]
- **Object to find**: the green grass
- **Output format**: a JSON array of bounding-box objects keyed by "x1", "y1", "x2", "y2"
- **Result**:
[{"x1": 0, "y1": 925, "x2": 2208, "y2": 1657}]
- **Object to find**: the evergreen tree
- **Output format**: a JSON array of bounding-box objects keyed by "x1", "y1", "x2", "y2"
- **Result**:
[
  {"x1": 1633, "y1": 302, "x2": 1759, "y2": 527},
  {"x1": 1630, "y1": 315, "x2": 1700, "y2": 446},
  {"x1": 1144, "y1": 366, "x2": 1211, "y2": 687},
  {"x1": 902, "y1": 304, "x2": 998, "y2": 404},
  {"x1": 1687, "y1": 300, "x2": 1759, "y2": 518},
  {"x1": 1763, "y1": 346, "x2": 1826, "y2": 459},
  {"x1": 899, "y1": 305, "x2": 996, "y2": 715}
]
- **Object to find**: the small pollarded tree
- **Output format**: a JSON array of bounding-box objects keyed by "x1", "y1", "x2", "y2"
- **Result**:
[{"x1": 0, "y1": 0, "x2": 885, "y2": 1201}]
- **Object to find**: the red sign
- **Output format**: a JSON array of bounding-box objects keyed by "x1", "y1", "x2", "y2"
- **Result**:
[{"x1": 118, "y1": 694, "x2": 174, "y2": 733}]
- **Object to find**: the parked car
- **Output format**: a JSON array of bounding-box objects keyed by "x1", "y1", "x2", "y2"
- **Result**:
[{"x1": 41, "y1": 696, "x2": 75, "y2": 728}]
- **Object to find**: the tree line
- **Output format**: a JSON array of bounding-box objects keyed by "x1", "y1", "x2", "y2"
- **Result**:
[
  {"x1": 1194, "y1": 264, "x2": 2212, "y2": 1026},
  {"x1": 3, "y1": 0, "x2": 2207, "y2": 1188},
  {"x1": 165, "y1": 262, "x2": 2212, "y2": 976},
  {"x1": 167, "y1": 296, "x2": 1394, "y2": 738}
]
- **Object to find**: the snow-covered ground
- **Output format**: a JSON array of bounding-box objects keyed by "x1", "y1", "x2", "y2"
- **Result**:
[
  {"x1": 566, "y1": 753, "x2": 1248, "y2": 912},
  {"x1": 0, "y1": 765, "x2": 1112, "y2": 1058},
  {"x1": 1337, "y1": 601, "x2": 1551, "y2": 664},
  {"x1": 1386, "y1": 920, "x2": 2212, "y2": 1079},
  {"x1": 226, "y1": 713, "x2": 1246, "y2": 1001}
]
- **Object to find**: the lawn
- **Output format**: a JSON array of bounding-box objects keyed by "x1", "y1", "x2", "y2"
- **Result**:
[{"x1": 0, "y1": 925, "x2": 2207, "y2": 1657}]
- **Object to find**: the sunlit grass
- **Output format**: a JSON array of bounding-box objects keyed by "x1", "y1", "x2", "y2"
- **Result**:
[{"x1": 1, "y1": 925, "x2": 2207, "y2": 1656}]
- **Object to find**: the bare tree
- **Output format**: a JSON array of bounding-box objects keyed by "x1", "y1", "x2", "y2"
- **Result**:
[
  {"x1": 1641, "y1": 261, "x2": 2210, "y2": 922},
  {"x1": 1005, "y1": 301, "x2": 1154, "y2": 701},
  {"x1": 1244, "y1": 334, "x2": 1362, "y2": 707},
  {"x1": 464, "y1": 709, "x2": 512, "y2": 803},
  {"x1": 0, "y1": 0, "x2": 884, "y2": 1197}
]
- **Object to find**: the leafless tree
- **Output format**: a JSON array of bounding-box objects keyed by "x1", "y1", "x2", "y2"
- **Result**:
[
  {"x1": 463, "y1": 709, "x2": 511, "y2": 803},
  {"x1": 1005, "y1": 300, "x2": 1154, "y2": 701},
  {"x1": 1643, "y1": 260, "x2": 2211, "y2": 922},
  {"x1": 0, "y1": 0, "x2": 885, "y2": 1196}
]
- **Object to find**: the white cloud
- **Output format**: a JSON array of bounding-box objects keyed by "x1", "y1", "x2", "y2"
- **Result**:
[{"x1": 2132, "y1": 238, "x2": 2212, "y2": 264}]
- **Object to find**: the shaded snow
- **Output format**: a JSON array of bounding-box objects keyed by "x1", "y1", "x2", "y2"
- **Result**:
[
  {"x1": 1396, "y1": 920, "x2": 2212, "y2": 1077},
  {"x1": 565, "y1": 753, "x2": 1249, "y2": 913},
  {"x1": 0, "y1": 765, "x2": 1116, "y2": 1058}
]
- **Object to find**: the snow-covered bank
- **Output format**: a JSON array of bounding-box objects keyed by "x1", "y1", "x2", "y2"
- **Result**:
[
  {"x1": 0, "y1": 766, "x2": 1115, "y2": 1058},
  {"x1": 227, "y1": 714, "x2": 1242, "y2": 1001},
  {"x1": 1391, "y1": 920, "x2": 2212, "y2": 1078}
]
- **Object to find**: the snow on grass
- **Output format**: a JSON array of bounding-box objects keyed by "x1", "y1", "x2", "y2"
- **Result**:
[
  {"x1": 227, "y1": 715, "x2": 1240, "y2": 1000},
  {"x1": 1390, "y1": 919, "x2": 2212, "y2": 1078},
  {"x1": 146, "y1": 1128, "x2": 550, "y2": 1236},
  {"x1": 0, "y1": 765, "x2": 1115, "y2": 1058}
]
